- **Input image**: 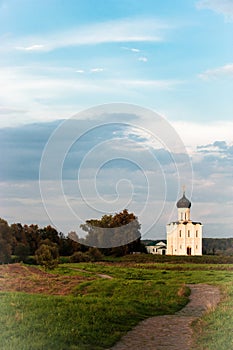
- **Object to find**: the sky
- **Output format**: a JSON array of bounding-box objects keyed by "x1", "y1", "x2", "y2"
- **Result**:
[{"x1": 0, "y1": 0, "x2": 233, "y2": 242}]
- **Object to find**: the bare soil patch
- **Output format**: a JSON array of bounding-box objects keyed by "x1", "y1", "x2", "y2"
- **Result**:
[{"x1": 0, "y1": 263, "x2": 93, "y2": 295}]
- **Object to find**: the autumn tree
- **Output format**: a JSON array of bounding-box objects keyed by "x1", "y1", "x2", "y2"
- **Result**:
[{"x1": 80, "y1": 209, "x2": 144, "y2": 255}]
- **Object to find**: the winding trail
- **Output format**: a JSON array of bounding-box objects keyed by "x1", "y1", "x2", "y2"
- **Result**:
[
  {"x1": 69, "y1": 267, "x2": 113, "y2": 279},
  {"x1": 110, "y1": 284, "x2": 221, "y2": 350}
]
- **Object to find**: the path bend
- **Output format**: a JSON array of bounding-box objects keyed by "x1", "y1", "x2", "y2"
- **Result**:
[{"x1": 110, "y1": 284, "x2": 221, "y2": 350}]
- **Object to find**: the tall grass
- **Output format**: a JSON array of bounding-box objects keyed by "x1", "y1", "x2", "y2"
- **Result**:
[{"x1": 193, "y1": 283, "x2": 233, "y2": 350}]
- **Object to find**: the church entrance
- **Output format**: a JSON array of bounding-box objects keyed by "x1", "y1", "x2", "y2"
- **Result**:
[{"x1": 187, "y1": 247, "x2": 192, "y2": 256}]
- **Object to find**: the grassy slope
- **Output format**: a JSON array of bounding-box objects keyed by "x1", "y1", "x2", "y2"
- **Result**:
[
  {"x1": 0, "y1": 261, "x2": 233, "y2": 349},
  {"x1": 193, "y1": 282, "x2": 233, "y2": 350}
]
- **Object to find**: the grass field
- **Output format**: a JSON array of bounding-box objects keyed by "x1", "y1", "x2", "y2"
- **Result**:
[{"x1": 0, "y1": 259, "x2": 233, "y2": 349}]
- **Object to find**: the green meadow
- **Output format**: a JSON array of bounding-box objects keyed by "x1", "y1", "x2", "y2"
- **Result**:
[{"x1": 0, "y1": 259, "x2": 233, "y2": 350}]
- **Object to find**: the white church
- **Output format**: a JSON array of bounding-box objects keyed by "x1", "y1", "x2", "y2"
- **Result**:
[{"x1": 166, "y1": 191, "x2": 202, "y2": 256}]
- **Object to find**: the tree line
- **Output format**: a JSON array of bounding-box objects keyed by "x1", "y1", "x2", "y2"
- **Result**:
[
  {"x1": 0, "y1": 209, "x2": 146, "y2": 266},
  {"x1": 0, "y1": 217, "x2": 81, "y2": 265},
  {"x1": 142, "y1": 238, "x2": 233, "y2": 256},
  {"x1": 202, "y1": 238, "x2": 233, "y2": 256}
]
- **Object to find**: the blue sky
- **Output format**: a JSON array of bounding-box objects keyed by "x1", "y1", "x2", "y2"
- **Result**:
[
  {"x1": 1, "y1": 0, "x2": 233, "y2": 126},
  {"x1": 0, "y1": 0, "x2": 233, "y2": 240}
]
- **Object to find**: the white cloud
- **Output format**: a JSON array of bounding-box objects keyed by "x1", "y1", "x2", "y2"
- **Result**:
[
  {"x1": 121, "y1": 46, "x2": 141, "y2": 52},
  {"x1": 196, "y1": 0, "x2": 233, "y2": 21},
  {"x1": 90, "y1": 68, "x2": 104, "y2": 73},
  {"x1": 0, "y1": 65, "x2": 182, "y2": 127},
  {"x1": 131, "y1": 48, "x2": 140, "y2": 52},
  {"x1": 199, "y1": 63, "x2": 233, "y2": 80},
  {"x1": 16, "y1": 44, "x2": 45, "y2": 51},
  {"x1": 0, "y1": 106, "x2": 26, "y2": 115},
  {"x1": 4, "y1": 17, "x2": 167, "y2": 53},
  {"x1": 138, "y1": 56, "x2": 148, "y2": 62},
  {"x1": 172, "y1": 121, "x2": 233, "y2": 151},
  {"x1": 114, "y1": 79, "x2": 182, "y2": 89}
]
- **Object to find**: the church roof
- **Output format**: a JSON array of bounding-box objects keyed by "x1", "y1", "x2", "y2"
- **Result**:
[
  {"x1": 168, "y1": 221, "x2": 202, "y2": 225},
  {"x1": 176, "y1": 192, "x2": 191, "y2": 208}
]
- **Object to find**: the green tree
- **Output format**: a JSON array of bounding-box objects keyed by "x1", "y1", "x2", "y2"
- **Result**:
[
  {"x1": 39, "y1": 225, "x2": 60, "y2": 244},
  {"x1": 0, "y1": 237, "x2": 11, "y2": 263},
  {"x1": 10, "y1": 223, "x2": 27, "y2": 253},
  {"x1": 24, "y1": 224, "x2": 41, "y2": 255},
  {"x1": 35, "y1": 240, "x2": 59, "y2": 269},
  {"x1": 0, "y1": 218, "x2": 13, "y2": 263},
  {"x1": 59, "y1": 232, "x2": 82, "y2": 256},
  {"x1": 14, "y1": 243, "x2": 30, "y2": 262}
]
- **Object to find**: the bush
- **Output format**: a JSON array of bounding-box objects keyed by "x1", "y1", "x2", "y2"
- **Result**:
[
  {"x1": 69, "y1": 251, "x2": 91, "y2": 263},
  {"x1": 59, "y1": 256, "x2": 70, "y2": 264},
  {"x1": 35, "y1": 241, "x2": 59, "y2": 269},
  {"x1": 87, "y1": 247, "x2": 103, "y2": 262},
  {"x1": 24, "y1": 256, "x2": 37, "y2": 265}
]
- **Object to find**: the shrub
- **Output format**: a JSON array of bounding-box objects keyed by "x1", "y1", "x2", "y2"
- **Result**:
[
  {"x1": 24, "y1": 256, "x2": 37, "y2": 265},
  {"x1": 59, "y1": 256, "x2": 70, "y2": 264},
  {"x1": 69, "y1": 251, "x2": 91, "y2": 263},
  {"x1": 35, "y1": 241, "x2": 59, "y2": 269},
  {"x1": 87, "y1": 247, "x2": 103, "y2": 261}
]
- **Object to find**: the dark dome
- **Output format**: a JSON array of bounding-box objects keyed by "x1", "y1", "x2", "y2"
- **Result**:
[{"x1": 176, "y1": 193, "x2": 191, "y2": 208}]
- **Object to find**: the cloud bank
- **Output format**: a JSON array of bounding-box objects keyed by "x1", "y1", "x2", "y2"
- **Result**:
[
  {"x1": 1, "y1": 116, "x2": 232, "y2": 238},
  {"x1": 199, "y1": 63, "x2": 233, "y2": 80},
  {"x1": 3, "y1": 17, "x2": 168, "y2": 53}
]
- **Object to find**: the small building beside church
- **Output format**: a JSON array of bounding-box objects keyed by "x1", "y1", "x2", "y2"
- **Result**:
[
  {"x1": 166, "y1": 191, "x2": 202, "y2": 255},
  {"x1": 146, "y1": 241, "x2": 167, "y2": 255}
]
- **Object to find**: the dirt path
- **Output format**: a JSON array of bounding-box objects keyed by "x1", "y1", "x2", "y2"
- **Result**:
[
  {"x1": 110, "y1": 284, "x2": 221, "y2": 350},
  {"x1": 69, "y1": 267, "x2": 113, "y2": 279}
]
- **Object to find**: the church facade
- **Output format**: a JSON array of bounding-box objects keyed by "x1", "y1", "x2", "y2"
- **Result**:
[{"x1": 166, "y1": 192, "x2": 202, "y2": 256}]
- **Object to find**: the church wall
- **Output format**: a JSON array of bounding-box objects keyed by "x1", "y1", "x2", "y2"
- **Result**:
[{"x1": 166, "y1": 222, "x2": 202, "y2": 256}]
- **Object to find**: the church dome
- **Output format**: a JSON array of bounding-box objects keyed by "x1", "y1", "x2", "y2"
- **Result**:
[{"x1": 176, "y1": 193, "x2": 191, "y2": 208}]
